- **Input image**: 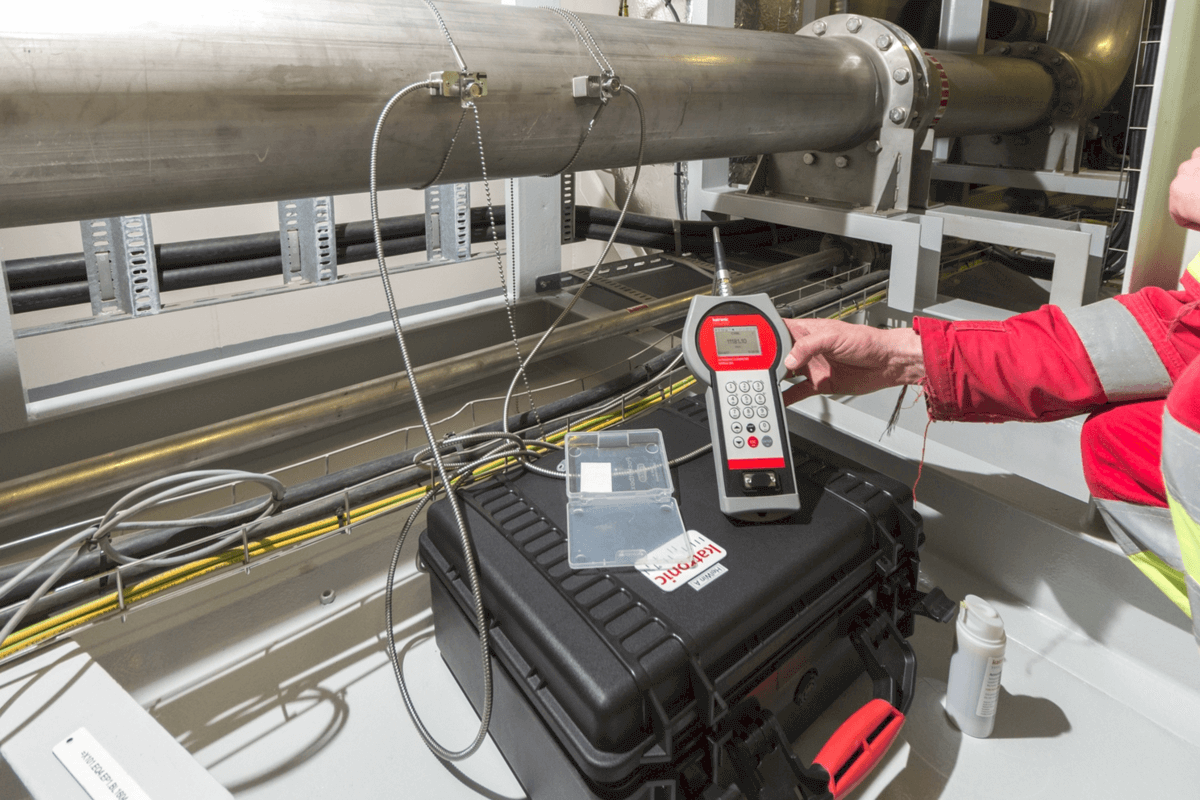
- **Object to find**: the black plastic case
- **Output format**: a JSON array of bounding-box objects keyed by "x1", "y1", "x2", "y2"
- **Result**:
[{"x1": 419, "y1": 397, "x2": 929, "y2": 800}]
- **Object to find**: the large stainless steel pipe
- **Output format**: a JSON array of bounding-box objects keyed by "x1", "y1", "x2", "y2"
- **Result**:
[
  {"x1": 932, "y1": 0, "x2": 1143, "y2": 136},
  {"x1": 927, "y1": 52, "x2": 1057, "y2": 137},
  {"x1": 1049, "y1": 0, "x2": 1144, "y2": 119},
  {"x1": 0, "y1": 1, "x2": 883, "y2": 227},
  {"x1": 0, "y1": 248, "x2": 845, "y2": 528}
]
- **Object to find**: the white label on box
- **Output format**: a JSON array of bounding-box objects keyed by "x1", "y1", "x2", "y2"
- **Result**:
[
  {"x1": 688, "y1": 563, "x2": 728, "y2": 591},
  {"x1": 637, "y1": 531, "x2": 727, "y2": 592},
  {"x1": 580, "y1": 462, "x2": 613, "y2": 493},
  {"x1": 53, "y1": 727, "x2": 152, "y2": 800}
]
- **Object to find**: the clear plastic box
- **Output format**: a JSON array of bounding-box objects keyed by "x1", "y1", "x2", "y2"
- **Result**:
[{"x1": 564, "y1": 429, "x2": 691, "y2": 569}]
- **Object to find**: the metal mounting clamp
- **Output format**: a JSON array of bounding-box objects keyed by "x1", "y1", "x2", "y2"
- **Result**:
[
  {"x1": 429, "y1": 70, "x2": 488, "y2": 107},
  {"x1": 571, "y1": 72, "x2": 622, "y2": 103}
]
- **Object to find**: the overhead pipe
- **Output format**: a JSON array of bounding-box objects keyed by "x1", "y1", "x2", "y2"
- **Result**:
[
  {"x1": 0, "y1": 1, "x2": 884, "y2": 227},
  {"x1": 0, "y1": 248, "x2": 846, "y2": 528},
  {"x1": 932, "y1": 0, "x2": 1143, "y2": 137},
  {"x1": 1048, "y1": 0, "x2": 1144, "y2": 120},
  {"x1": 0, "y1": 0, "x2": 1144, "y2": 228}
]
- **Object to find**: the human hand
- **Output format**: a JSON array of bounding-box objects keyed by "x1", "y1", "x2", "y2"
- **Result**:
[
  {"x1": 780, "y1": 318, "x2": 925, "y2": 405},
  {"x1": 1169, "y1": 147, "x2": 1200, "y2": 231}
]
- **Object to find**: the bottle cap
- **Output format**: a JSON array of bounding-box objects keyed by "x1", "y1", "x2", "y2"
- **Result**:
[{"x1": 958, "y1": 594, "x2": 1005, "y2": 644}]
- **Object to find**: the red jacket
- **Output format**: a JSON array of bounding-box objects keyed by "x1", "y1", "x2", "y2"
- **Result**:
[{"x1": 914, "y1": 258, "x2": 1200, "y2": 643}]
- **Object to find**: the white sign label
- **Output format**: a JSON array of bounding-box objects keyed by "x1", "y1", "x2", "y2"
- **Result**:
[
  {"x1": 975, "y1": 657, "x2": 1004, "y2": 718},
  {"x1": 580, "y1": 462, "x2": 613, "y2": 493},
  {"x1": 638, "y1": 531, "x2": 727, "y2": 592},
  {"x1": 689, "y1": 562, "x2": 729, "y2": 591},
  {"x1": 53, "y1": 727, "x2": 152, "y2": 800}
]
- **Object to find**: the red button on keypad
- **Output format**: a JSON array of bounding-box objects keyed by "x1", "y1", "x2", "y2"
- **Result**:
[{"x1": 748, "y1": 436, "x2": 759, "y2": 448}]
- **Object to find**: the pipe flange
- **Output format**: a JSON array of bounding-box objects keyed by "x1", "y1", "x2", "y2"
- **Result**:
[
  {"x1": 797, "y1": 15, "x2": 934, "y2": 136},
  {"x1": 985, "y1": 41, "x2": 1084, "y2": 123}
]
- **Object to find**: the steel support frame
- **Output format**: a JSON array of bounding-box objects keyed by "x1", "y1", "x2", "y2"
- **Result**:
[
  {"x1": 699, "y1": 189, "x2": 943, "y2": 313},
  {"x1": 931, "y1": 0, "x2": 989, "y2": 171},
  {"x1": 929, "y1": 163, "x2": 1125, "y2": 198},
  {"x1": 423, "y1": 183, "x2": 472, "y2": 263},
  {"x1": 938, "y1": 0, "x2": 990, "y2": 53},
  {"x1": 80, "y1": 215, "x2": 161, "y2": 317},
  {"x1": 0, "y1": 250, "x2": 28, "y2": 434},
  {"x1": 928, "y1": 205, "x2": 1106, "y2": 308},
  {"x1": 278, "y1": 197, "x2": 337, "y2": 285},
  {"x1": 697, "y1": 188, "x2": 1105, "y2": 314},
  {"x1": 1124, "y1": 0, "x2": 1198, "y2": 293},
  {"x1": 505, "y1": 176, "x2": 562, "y2": 302}
]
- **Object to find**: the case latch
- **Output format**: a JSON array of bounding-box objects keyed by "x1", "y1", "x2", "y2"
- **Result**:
[{"x1": 721, "y1": 701, "x2": 832, "y2": 800}]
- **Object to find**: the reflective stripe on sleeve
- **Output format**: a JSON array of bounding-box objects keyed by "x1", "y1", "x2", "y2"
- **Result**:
[
  {"x1": 1095, "y1": 498, "x2": 1184, "y2": 572},
  {"x1": 1095, "y1": 497, "x2": 1193, "y2": 616},
  {"x1": 1128, "y1": 552, "x2": 1191, "y2": 616},
  {"x1": 1190, "y1": 574, "x2": 1200, "y2": 646},
  {"x1": 1063, "y1": 298, "x2": 1172, "y2": 401},
  {"x1": 1161, "y1": 412, "x2": 1200, "y2": 580}
]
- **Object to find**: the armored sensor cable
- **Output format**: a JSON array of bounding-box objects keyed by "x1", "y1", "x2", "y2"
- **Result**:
[
  {"x1": 0, "y1": 470, "x2": 283, "y2": 650},
  {"x1": 370, "y1": 78, "x2": 503, "y2": 761},
  {"x1": 503, "y1": 10, "x2": 647, "y2": 439},
  {"x1": 502, "y1": 83, "x2": 646, "y2": 437}
]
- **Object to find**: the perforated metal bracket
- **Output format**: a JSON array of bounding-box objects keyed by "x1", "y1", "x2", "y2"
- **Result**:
[
  {"x1": 80, "y1": 215, "x2": 160, "y2": 317},
  {"x1": 560, "y1": 173, "x2": 578, "y2": 244},
  {"x1": 278, "y1": 197, "x2": 337, "y2": 285},
  {"x1": 429, "y1": 70, "x2": 488, "y2": 107},
  {"x1": 425, "y1": 183, "x2": 472, "y2": 262}
]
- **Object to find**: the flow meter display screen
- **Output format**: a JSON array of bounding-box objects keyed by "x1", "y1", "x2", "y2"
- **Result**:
[{"x1": 714, "y1": 326, "x2": 761, "y2": 357}]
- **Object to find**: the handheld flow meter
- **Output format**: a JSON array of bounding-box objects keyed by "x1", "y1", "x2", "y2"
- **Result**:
[{"x1": 682, "y1": 230, "x2": 800, "y2": 522}]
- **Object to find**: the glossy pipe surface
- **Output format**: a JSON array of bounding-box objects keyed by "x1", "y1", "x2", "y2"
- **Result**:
[
  {"x1": 930, "y1": 51, "x2": 1057, "y2": 137},
  {"x1": 0, "y1": 1, "x2": 882, "y2": 227},
  {"x1": 0, "y1": 248, "x2": 845, "y2": 528},
  {"x1": 1049, "y1": 0, "x2": 1143, "y2": 118}
]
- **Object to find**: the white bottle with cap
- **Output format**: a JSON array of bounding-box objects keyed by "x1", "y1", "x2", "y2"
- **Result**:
[{"x1": 945, "y1": 594, "x2": 1006, "y2": 738}]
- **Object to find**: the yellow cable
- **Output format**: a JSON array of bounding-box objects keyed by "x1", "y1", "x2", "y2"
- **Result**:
[{"x1": 0, "y1": 376, "x2": 695, "y2": 660}]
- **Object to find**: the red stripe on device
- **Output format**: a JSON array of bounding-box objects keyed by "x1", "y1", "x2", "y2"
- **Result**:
[{"x1": 728, "y1": 458, "x2": 785, "y2": 469}]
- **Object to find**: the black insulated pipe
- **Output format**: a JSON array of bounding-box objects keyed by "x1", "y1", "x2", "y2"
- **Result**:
[{"x1": 6, "y1": 208, "x2": 819, "y2": 313}]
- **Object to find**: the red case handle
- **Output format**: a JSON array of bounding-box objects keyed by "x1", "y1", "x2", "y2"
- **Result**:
[{"x1": 812, "y1": 698, "x2": 905, "y2": 800}]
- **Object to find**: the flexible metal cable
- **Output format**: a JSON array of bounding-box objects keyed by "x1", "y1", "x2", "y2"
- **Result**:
[
  {"x1": 369, "y1": 79, "x2": 493, "y2": 762},
  {"x1": 93, "y1": 471, "x2": 284, "y2": 566},
  {"x1": 548, "y1": 8, "x2": 614, "y2": 75},
  {"x1": 503, "y1": 84, "x2": 646, "y2": 437},
  {"x1": 0, "y1": 470, "x2": 283, "y2": 647},
  {"x1": 467, "y1": 101, "x2": 546, "y2": 436},
  {"x1": 420, "y1": 0, "x2": 469, "y2": 72}
]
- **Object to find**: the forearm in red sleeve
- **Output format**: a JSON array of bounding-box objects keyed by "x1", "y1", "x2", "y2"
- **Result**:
[
  {"x1": 914, "y1": 256, "x2": 1200, "y2": 423},
  {"x1": 913, "y1": 307, "x2": 1110, "y2": 422}
]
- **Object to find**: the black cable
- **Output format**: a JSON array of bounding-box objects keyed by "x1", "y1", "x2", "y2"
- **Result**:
[
  {"x1": 664, "y1": 0, "x2": 681, "y2": 23},
  {"x1": 1, "y1": 254, "x2": 889, "y2": 615},
  {"x1": 0, "y1": 345, "x2": 686, "y2": 625},
  {"x1": 4, "y1": 209, "x2": 504, "y2": 290},
  {"x1": 8, "y1": 208, "x2": 820, "y2": 313}
]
